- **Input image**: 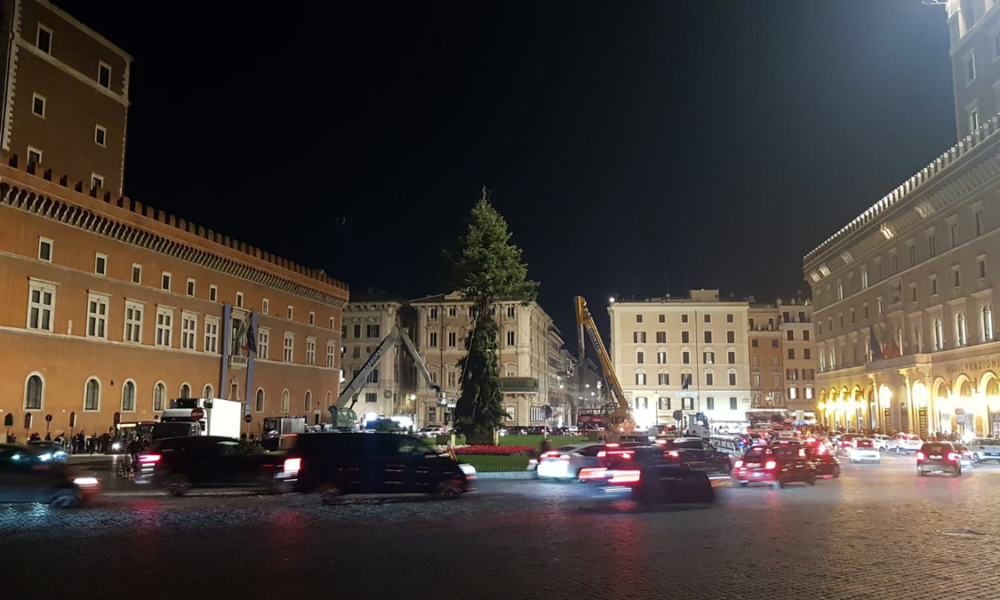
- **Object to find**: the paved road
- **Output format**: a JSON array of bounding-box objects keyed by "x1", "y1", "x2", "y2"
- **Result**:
[{"x1": 3, "y1": 454, "x2": 1000, "y2": 599}]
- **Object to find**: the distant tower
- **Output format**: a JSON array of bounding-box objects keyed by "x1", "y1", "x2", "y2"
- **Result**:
[{"x1": 944, "y1": 0, "x2": 1000, "y2": 140}]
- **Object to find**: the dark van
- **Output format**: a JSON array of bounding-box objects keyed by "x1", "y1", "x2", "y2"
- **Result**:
[{"x1": 276, "y1": 433, "x2": 473, "y2": 503}]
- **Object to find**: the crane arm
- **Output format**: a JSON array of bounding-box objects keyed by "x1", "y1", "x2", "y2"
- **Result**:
[
  {"x1": 575, "y1": 296, "x2": 634, "y2": 432},
  {"x1": 336, "y1": 326, "x2": 403, "y2": 409},
  {"x1": 398, "y1": 327, "x2": 444, "y2": 400}
]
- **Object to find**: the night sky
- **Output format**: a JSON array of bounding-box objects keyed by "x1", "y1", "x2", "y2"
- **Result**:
[{"x1": 58, "y1": 1, "x2": 956, "y2": 338}]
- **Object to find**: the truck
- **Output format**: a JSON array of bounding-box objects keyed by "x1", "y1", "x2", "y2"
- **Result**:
[
  {"x1": 151, "y1": 398, "x2": 244, "y2": 441},
  {"x1": 574, "y1": 296, "x2": 638, "y2": 438},
  {"x1": 261, "y1": 416, "x2": 307, "y2": 450}
]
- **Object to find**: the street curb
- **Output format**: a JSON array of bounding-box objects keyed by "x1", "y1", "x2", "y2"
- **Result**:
[{"x1": 475, "y1": 471, "x2": 537, "y2": 480}]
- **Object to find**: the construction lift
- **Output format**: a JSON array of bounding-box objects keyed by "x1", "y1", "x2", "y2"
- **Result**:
[
  {"x1": 574, "y1": 296, "x2": 638, "y2": 439},
  {"x1": 330, "y1": 325, "x2": 446, "y2": 430}
]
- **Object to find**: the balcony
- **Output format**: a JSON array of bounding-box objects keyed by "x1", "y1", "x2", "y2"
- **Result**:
[
  {"x1": 228, "y1": 355, "x2": 248, "y2": 370},
  {"x1": 498, "y1": 377, "x2": 539, "y2": 393}
]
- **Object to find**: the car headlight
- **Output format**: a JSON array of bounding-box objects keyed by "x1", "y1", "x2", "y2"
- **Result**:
[
  {"x1": 459, "y1": 463, "x2": 477, "y2": 476},
  {"x1": 73, "y1": 477, "x2": 100, "y2": 487},
  {"x1": 40, "y1": 453, "x2": 52, "y2": 461},
  {"x1": 111, "y1": 442, "x2": 122, "y2": 451}
]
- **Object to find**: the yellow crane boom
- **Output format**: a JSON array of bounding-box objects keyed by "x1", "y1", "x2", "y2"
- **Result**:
[{"x1": 574, "y1": 296, "x2": 635, "y2": 433}]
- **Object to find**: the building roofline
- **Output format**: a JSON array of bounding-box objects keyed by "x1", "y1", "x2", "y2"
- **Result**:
[{"x1": 42, "y1": 0, "x2": 133, "y2": 62}]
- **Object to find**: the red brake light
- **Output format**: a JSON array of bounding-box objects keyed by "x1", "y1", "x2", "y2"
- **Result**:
[
  {"x1": 654, "y1": 439, "x2": 667, "y2": 445},
  {"x1": 606, "y1": 443, "x2": 620, "y2": 448},
  {"x1": 734, "y1": 460, "x2": 743, "y2": 468},
  {"x1": 597, "y1": 450, "x2": 607, "y2": 458},
  {"x1": 947, "y1": 452, "x2": 960, "y2": 462},
  {"x1": 916, "y1": 451, "x2": 925, "y2": 461},
  {"x1": 283, "y1": 457, "x2": 302, "y2": 473},
  {"x1": 541, "y1": 451, "x2": 560, "y2": 459},
  {"x1": 764, "y1": 460, "x2": 777, "y2": 470},
  {"x1": 559, "y1": 454, "x2": 571, "y2": 460},
  {"x1": 138, "y1": 454, "x2": 161, "y2": 464},
  {"x1": 608, "y1": 470, "x2": 641, "y2": 484},
  {"x1": 578, "y1": 468, "x2": 607, "y2": 480},
  {"x1": 665, "y1": 450, "x2": 680, "y2": 458}
]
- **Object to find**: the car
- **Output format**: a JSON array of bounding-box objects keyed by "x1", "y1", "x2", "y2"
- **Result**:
[
  {"x1": 417, "y1": 426, "x2": 447, "y2": 439},
  {"x1": 0, "y1": 443, "x2": 100, "y2": 507},
  {"x1": 846, "y1": 438, "x2": 881, "y2": 464},
  {"x1": 952, "y1": 443, "x2": 975, "y2": 470},
  {"x1": 275, "y1": 433, "x2": 473, "y2": 503},
  {"x1": 655, "y1": 438, "x2": 732, "y2": 477},
  {"x1": 968, "y1": 437, "x2": 1000, "y2": 463},
  {"x1": 27, "y1": 440, "x2": 69, "y2": 463},
  {"x1": 603, "y1": 447, "x2": 715, "y2": 504},
  {"x1": 871, "y1": 435, "x2": 892, "y2": 452},
  {"x1": 889, "y1": 433, "x2": 923, "y2": 454},
  {"x1": 917, "y1": 442, "x2": 966, "y2": 476},
  {"x1": 537, "y1": 443, "x2": 606, "y2": 480},
  {"x1": 805, "y1": 446, "x2": 841, "y2": 479},
  {"x1": 732, "y1": 444, "x2": 817, "y2": 489},
  {"x1": 838, "y1": 434, "x2": 862, "y2": 454},
  {"x1": 135, "y1": 436, "x2": 284, "y2": 496}
]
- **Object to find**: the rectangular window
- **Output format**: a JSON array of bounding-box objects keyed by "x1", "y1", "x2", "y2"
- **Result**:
[
  {"x1": 728, "y1": 372, "x2": 736, "y2": 386},
  {"x1": 706, "y1": 397, "x2": 715, "y2": 410},
  {"x1": 861, "y1": 267, "x2": 869, "y2": 289},
  {"x1": 703, "y1": 314, "x2": 711, "y2": 324},
  {"x1": 181, "y1": 312, "x2": 197, "y2": 350},
  {"x1": 635, "y1": 373, "x2": 646, "y2": 385},
  {"x1": 155, "y1": 307, "x2": 173, "y2": 347},
  {"x1": 287, "y1": 305, "x2": 293, "y2": 320},
  {"x1": 970, "y1": 108, "x2": 981, "y2": 132},
  {"x1": 329, "y1": 317, "x2": 335, "y2": 330},
  {"x1": 727, "y1": 330, "x2": 735, "y2": 343},
  {"x1": 704, "y1": 331, "x2": 712, "y2": 343},
  {"x1": 306, "y1": 338, "x2": 316, "y2": 365},
  {"x1": 909, "y1": 244, "x2": 916, "y2": 267},
  {"x1": 447, "y1": 371, "x2": 457, "y2": 387},
  {"x1": 91, "y1": 174, "x2": 104, "y2": 190},
  {"x1": 95, "y1": 125, "x2": 107, "y2": 147},
  {"x1": 656, "y1": 331, "x2": 666, "y2": 343},
  {"x1": 837, "y1": 280, "x2": 844, "y2": 300},
  {"x1": 681, "y1": 314, "x2": 689, "y2": 323},
  {"x1": 804, "y1": 349, "x2": 811, "y2": 360},
  {"x1": 726, "y1": 397, "x2": 736, "y2": 411},
  {"x1": 27, "y1": 146, "x2": 42, "y2": 165},
  {"x1": 752, "y1": 339, "x2": 759, "y2": 348},
  {"x1": 448, "y1": 307, "x2": 457, "y2": 317},
  {"x1": 364, "y1": 392, "x2": 378, "y2": 404},
  {"x1": 930, "y1": 275, "x2": 938, "y2": 296},
  {"x1": 429, "y1": 332, "x2": 438, "y2": 347},
  {"x1": 326, "y1": 340, "x2": 335, "y2": 367},
  {"x1": 209, "y1": 285, "x2": 218, "y2": 302},
  {"x1": 891, "y1": 252, "x2": 898, "y2": 275},
  {"x1": 953, "y1": 267, "x2": 962, "y2": 288},
  {"x1": 27, "y1": 280, "x2": 55, "y2": 331},
  {"x1": 979, "y1": 256, "x2": 987, "y2": 279},
  {"x1": 633, "y1": 331, "x2": 647, "y2": 343},
  {"x1": 657, "y1": 351, "x2": 667, "y2": 364},
  {"x1": 98, "y1": 61, "x2": 112, "y2": 89},
  {"x1": 786, "y1": 330, "x2": 794, "y2": 341},
  {"x1": 636, "y1": 314, "x2": 643, "y2": 323},
  {"x1": 753, "y1": 373, "x2": 760, "y2": 386},
  {"x1": 851, "y1": 308, "x2": 856, "y2": 323},
  {"x1": 950, "y1": 221, "x2": 959, "y2": 249},
  {"x1": 92, "y1": 253, "x2": 107, "y2": 276},
  {"x1": 682, "y1": 351, "x2": 690, "y2": 364},
  {"x1": 928, "y1": 233, "x2": 937, "y2": 258},
  {"x1": 352, "y1": 346, "x2": 361, "y2": 359},
  {"x1": 968, "y1": 51, "x2": 977, "y2": 83},
  {"x1": 787, "y1": 348, "x2": 795, "y2": 360},
  {"x1": 309, "y1": 311, "x2": 316, "y2": 325},
  {"x1": 771, "y1": 339, "x2": 779, "y2": 348},
  {"x1": 124, "y1": 300, "x2": 143, "y2": 343},
  {"x1": 706, "y1": 373, "x2": 714, "y2": 386},
  {"x1": 86, "y1": 293, "x2": 108, "y2": 339},
  {"x1": 161, "y1": 272, "x2": 171, "y2": 292},
  {"x1": 429, "y1": 308, "x2": 438, "y2": 320},
  {"x1": 728, "y1": 350, "x2": 736, "y2": 364},
  {"x1": 204, "y1": 317, "x2": 219, "y2": 353},
  {"x1": 975, "y1": 209, "x2": 983, "y2": 237},
  {"x1": 32, "y1": 93, "x2": 45, "y2": 117},
  {"x1": 127, "y1": 263, "x2": 141, "y2": 285},
  {"x1": 681, "y1": 331, "x2": 690, "y2": 343},
  {"x1": 658, "y1": 373, "x2": 669, "y2": 385},
  {"x1": 637, "y1": 351, "x2": 645, "y2": 364},
  {"x1": 682, "y1": 397, "x2": 694, "y2": 410},
  {"x1": 234, "y1": 292, "x2": 243, "y2": 308},
  {"x1": 875, "y1": 261, "x2": 883, "y2": 282},
  {"x1": 506, "y1": 305, "x2": 516, "y2": 318},
  {"x1": 352, "y1": 324, "x2": 361, "y2": 338},
  {"x1": 186, "y1": 278, "x2": 195, "y2": 297},
  {"x1": 703, "y1": 351, "x2": 714, "y2": 364},
  {"x1": 773, "y1": 374, "x2": 781, "y2": 387},
  {"x1": 789, "y1": 387, "x2": 798, "y2": 400},
  {"x1": 36, "y1": 25, "x2": 51, "y2": 53},
  {"x1": 283, "y1": 333, "x2": 294, "y2": 362},
  {"x1": 877, "y1": 297, "x2": 884, "y2": 314},
  {"x1": 803, "y1": 330, "x2": 810, "y2": 341},
  {"x1": 506, "y1": 330, "x2": 515, "y2": 346},
  {"x1": 37, "y1": 237, "x2": 53, "y2": 262},
  {"x1": 255, "y1": 326, "x2": 268, "y2": 359},
  {"x1": 681, "y1": 373, "x2": 692, "y2": 389},
  {"x1": 659, "y1": 314, "x2": 666, "y2": 323},
  {"x1": 261, "y1": 298, "x2": 269, "y2": 315},
  {"x1": 367, "y1": 324, "x2": 381, "y2": 338},
  {"x1": 448, "y1": 331, "x2": 457, "y2": 347},
  {"x1": 727, "y1": 314, "x2": 734, "y2": 323}
]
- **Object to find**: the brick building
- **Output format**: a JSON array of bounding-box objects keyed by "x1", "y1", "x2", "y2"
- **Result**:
[
  {"x1": 0, "y1": 155, "x2": 348, "y2": 439},
  {"x1": 0, "y1": 0, "x2": 131, "y2": 196}
]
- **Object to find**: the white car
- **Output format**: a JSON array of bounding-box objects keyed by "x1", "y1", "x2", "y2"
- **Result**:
[
  {"x1": 847, "y1": 439, "x2": 881, "y2": 463},
  {"x1": 889, "y1": 433, "x2": 922, "y2": 454},
  {"x1": 968, "y1": 438, "x2": 1000, "y2": 463},
  {"x1": 417, "y1": 426, "x2": 447, "y2": 438},
  {"x1": 871, "y1": 435, "x2": 891, "y2": 452}
]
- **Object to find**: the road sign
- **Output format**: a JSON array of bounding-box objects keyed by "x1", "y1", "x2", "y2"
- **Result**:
[
  {"x1": 673, "y1": 410, "x2": 683, "y2": 421},
  {"x1": 191, "y1": 407, "x2": 205, "y2": 421},
  {"x1": 244, "y1": 414, "x2": 252, "y2": 423},
  {"x1": 45, "y1": 414, "x2": 52, "y2": 422}
]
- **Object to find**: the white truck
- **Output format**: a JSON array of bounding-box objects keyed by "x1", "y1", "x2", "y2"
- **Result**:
[{"x1": 151, "y1": 397, "x2": 244, "y2": 441}]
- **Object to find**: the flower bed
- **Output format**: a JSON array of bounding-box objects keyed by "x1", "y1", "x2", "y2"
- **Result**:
[{"x1": 453, "y1": 445, "x2": 535, "y2": 456}]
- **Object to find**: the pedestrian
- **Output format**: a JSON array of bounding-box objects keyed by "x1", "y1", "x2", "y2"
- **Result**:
[
  {"x1": 88, "y1": 434, "x2": 96, "y2": 455},
  {"x1": 29, "y1": 432, "x2": 40, "y2": 441},
  {"x1": 44, "y1": 432, "x2": 51, "y2": 441}
]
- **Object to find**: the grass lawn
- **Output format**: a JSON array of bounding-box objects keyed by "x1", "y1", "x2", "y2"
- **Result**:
[
  {"x1": 460, "y1": 455, "x2": 530, "y2": 472},
  {"x1": 499, "y1": 435, "x2": 592, "y2": 448}
]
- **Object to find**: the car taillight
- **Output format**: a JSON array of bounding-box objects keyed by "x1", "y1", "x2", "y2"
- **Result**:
[
  {"x1": 916, "y1": 451, "x2": 925, "y2": 461},
  {"x1": 606, "y1": 443, "x2": 620, "y2": 448},
  {"x1": 541, "y1": 451, "x2": 560, "y2": 459},
  {"x1": 665, "y1": 450, "x2": 680, "y2": 458},
  {"x1": 764, "y1": 460, "x2": 777, "y2": 470},
  {"x1": 947, "y1": 452, "x2": 959, "y2": 462},
  {"x1": 579, "y1": 468, "x2": 607, "y2": 480},
  {"x1": 654, "y1": 439, "x2": 668, "y2": 445},
  {"x1": 608, "y1": 470, "x2": 641, "y2": 484},
  {"x1": 963, "y1": 452, "x2": 972, "y2": 457},
  {"x1": 559, "y1": 454, "x2": 571, "y2": 460},
  {"x1": 138, "y1": 454, "x2": 160, "y2": 464},
  {"x1": 734, "y1": 460, "x2": 743, "y2": 468},
  {"x1": 283, "y1": 457, "x2": 302, "y2": 473}
]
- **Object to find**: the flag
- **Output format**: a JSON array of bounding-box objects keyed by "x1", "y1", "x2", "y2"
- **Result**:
[
  {"x1": 234, "y1": 317, "x2": 246, "y2": 351},
  {"x1": 244, "y1": 313, "x2": 257, "y2": 354},
  {"x1": 869, "y1": 327, "x2": 883, "y2": 361},
  {"x1": 682, "y1": 374, "x2": 690, "y2": 390}
]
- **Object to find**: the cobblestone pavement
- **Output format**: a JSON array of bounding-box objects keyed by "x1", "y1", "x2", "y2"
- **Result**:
[{"x1": 3, "y1": 454, "x2": 1000, "y2": 599}]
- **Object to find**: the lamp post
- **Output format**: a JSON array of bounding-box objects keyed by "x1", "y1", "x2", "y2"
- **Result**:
[{"x1": 817, "y1": 401, "x2": 826, "y2": 428}]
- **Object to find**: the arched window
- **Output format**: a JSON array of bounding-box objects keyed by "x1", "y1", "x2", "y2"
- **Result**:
[
  {"x1": 24, "y1": 374, "x2": 43, "y2": 410},
  {"x1": 203, "y1": 384, "x2": 213, "y2": 399},
  {"x1": 281, "y1": 389, "x2": 290, "y2": 413},
  {"x1": 304, "y1": 390, "x2": 312, "y2": 412},
  {"x1": 121, "y1": 380, "x2": 136, "y2": 411},
  {"x1": 84, "y1": 378, "x2": 100, "y2": 411},
  {"x1": 179, "y1": 383, "x2": 191, "y2": 399},
  {"x1": 325, "y1": 391, "x2": 332, "y2": 410},
  {"x1": 153, "y1": 382, "x2": 166, "y2": 411},
  {"x1": 255, "y1": 388, "x2": 265, "y2": 412}
]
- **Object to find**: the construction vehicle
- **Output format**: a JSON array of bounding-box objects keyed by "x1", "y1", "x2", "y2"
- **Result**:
[
  {"x1": 262, "y1": 416, "x2": 307, "y2": 450},
  {"x1": 574, "y1": 296, "x2": 638, "y2": 439},
  {"x1": 330, "y1": 325, "x2": 446, "y2": 430},
  {"x1": 151, "y1": 398, "x2": 243, "y2": 441}
]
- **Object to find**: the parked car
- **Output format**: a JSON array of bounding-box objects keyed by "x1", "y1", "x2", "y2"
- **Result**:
[
  {"x1": 847, "y1": 439, "x2": 881, "y2": 464},
  {"x1": 732, "y1": 444, "x2": 817, "y2": 489},
  {"x1": 968, "y1": 438, "x2": 1000, "y2": 463},
  {"x1": 889, "y1": 433, "x2": 923, "y2": 454},
  {"x1": 603, "y1": 447, "x2": 715, "y2": 504},
  {"x1": 952, "y1": 442, "x2": 975, "y2": 470},
  {"x1": 416, "y1": 426, "x2": 448, "y2": 439},
  {"x1": 135, "y1": 436, "x2": 284, "y2": 496},
  {"x1": 871, "y1": 435, "x2": 892, "y2": 452},
  {"x1": 0, "y1": 444, "x2": 99, "y2": 507},
  {"x1": 276, "y1": 433, "x2": 473, "y2": 503},
  {"x1": 27, "y1": 440, "x2": 69, "y2": 463},
  {"x1": 917, "y1": 441, "x2": 966, "y2": 476}
]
